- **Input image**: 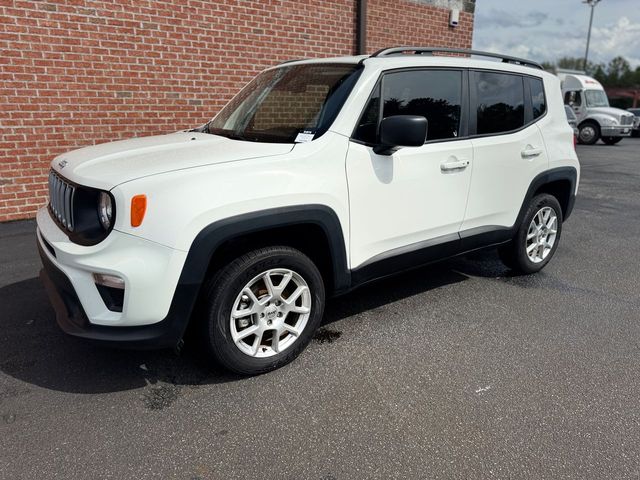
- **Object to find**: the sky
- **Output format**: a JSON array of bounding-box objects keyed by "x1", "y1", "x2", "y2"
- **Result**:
[{"x1": 472, "y1": 0, "x2": 640, "y2": 68}]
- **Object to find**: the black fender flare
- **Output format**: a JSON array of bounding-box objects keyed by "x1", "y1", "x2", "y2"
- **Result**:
[
  {"x1": 516, "y1": 166, "x2": 578, "y2": 224},
  {"x1": 179, "y1": 204, "x2": 350, "y2": 291},
  {"x1": 153, "y1": 205, "x2": 350, "y2": 346}
]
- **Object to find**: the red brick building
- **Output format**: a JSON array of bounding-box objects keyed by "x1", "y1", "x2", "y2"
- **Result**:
[{"x1": 0, "y1": 0, "x2": 475, "y2": 222}]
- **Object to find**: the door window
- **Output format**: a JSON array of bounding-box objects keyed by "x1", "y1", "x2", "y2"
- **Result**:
[
  {"x1": 564, "y1": 91, "x2": 582, "y2": 107},
  {"x1": 475, "y1": 72, "x2": 525, "y2": 135},
  {"x1": 353, "y1": 69, "x2": 463, "y2": 143}
]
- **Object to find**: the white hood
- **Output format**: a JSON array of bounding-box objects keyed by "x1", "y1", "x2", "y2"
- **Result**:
[
  {"x1": 588, "y1": 106, "x2": 633, "y2": 120},
  {"x1": 50, "y1": 132, "x2": 294, "y2": 190}
]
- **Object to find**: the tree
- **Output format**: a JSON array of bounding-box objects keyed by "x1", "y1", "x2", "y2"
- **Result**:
[{"x1": 543, "y1": 56, "x2": 640, "y2": 88}]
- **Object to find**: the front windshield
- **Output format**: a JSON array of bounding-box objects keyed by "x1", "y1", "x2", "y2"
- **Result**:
[
  {"x1": 584, "y1": 89, "x2": 610, "y2": 108},
  {"x1": 208, "y1": 63, "x2": 362, "y2": 143}
]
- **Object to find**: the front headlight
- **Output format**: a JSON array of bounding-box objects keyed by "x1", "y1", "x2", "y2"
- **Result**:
[
  {"x1": 601, "y1": 117, "x2": 617, "y2": 126},
  {"x1": 98, "y1": 191, "x2": 113, "y2": 230}
]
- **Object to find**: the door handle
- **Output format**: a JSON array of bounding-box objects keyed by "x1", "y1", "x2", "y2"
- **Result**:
[
  {"x1": 521, "y1": 147, "x2": 543, "y2": 159},
  {"x1": 440, "y1": 158, "x2": 470, "y2": 171}
]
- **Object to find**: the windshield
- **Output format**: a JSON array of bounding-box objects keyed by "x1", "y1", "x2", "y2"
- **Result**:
[
  {"x1": 584, "y1": 89, "x2": 610, "y2": 108},
  {"x1": 208, "y1": 63, "x2": 362, "y2": 143}
]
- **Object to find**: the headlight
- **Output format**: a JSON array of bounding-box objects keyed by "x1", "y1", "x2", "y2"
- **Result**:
[
  {"x1": 98, "y1": 192, "x2": 113, "y2": 230},
  {"x1": 601, "y1": 117, "x2": 617, "y2": 126}
]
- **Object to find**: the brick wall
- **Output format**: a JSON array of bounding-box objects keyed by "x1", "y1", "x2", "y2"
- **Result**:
[{"x1": 0, "y1": 0, "x2": 474, "y2": 222}]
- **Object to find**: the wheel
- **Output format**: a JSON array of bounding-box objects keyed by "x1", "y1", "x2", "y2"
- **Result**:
[
  {"x1": 197, "y1": 246, "x2": 325, "y2": 375},
  {"x1": 578, "y1": 122, "x2": 600, "y2": 145},
  {"x1": 498, "y1": 194, "x2": 563, "y2": 274},
  {"x1": 601, "y1": 136, "x2": 622, "y2": 145}
]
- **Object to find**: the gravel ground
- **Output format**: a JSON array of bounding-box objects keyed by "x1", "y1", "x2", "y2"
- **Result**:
[{"x1": 1, "y1": 138, "x2": 640, "y2": 479}]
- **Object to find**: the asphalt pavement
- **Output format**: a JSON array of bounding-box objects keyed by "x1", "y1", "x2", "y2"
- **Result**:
[{"x1": 1, "y1": 138, "x2": 640, "y2": 479}]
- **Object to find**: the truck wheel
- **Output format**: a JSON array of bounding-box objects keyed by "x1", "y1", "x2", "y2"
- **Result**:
[
  {"x1": 498, "y1": 194, "x2": 563, "y2": 274},
  {"x1": 197, "y1": 246, "x2": 325, "y2": 375},
  {"x1": 578, "y1": 122, "x2": 600, "y2": 145},
  {"x1": 602, "y1": 136, "x2": 622, "y2": 145}
]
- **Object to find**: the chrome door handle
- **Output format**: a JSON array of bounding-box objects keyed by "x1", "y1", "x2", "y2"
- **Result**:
[
  {"x1": 521, "y1": 148, "x2": 543, "y2": 159},
  {"x1": 441, "y1": 158, "x2": 470, "y2": 171}
]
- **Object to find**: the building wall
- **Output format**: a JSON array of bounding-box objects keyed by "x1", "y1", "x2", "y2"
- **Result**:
[{"x1": 0, "y1": 0, "x2": 474, "y2": 222}]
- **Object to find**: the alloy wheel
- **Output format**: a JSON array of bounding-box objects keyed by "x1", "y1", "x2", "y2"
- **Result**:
[
  {"x1": 230, "y1": 269, "x2": 311, "y2": 358},
  {"x1": 526, "y1": 206, "x2": 558, "y2": 263}
]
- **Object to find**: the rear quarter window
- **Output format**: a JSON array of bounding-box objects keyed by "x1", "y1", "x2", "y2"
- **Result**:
[{"x1": 529, "y1": 77, "x2": 546, "y2": 119}]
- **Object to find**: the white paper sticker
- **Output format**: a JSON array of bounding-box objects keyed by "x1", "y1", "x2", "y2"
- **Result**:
[{"x1": 294, "y1": 131, "x2": 315, "y2": 143}]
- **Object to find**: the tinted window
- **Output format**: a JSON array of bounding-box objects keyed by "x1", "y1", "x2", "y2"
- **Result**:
[
  {"x1": 476, "y1": 72, "x2": 524, "y2": 135},
  {"x1": 382, "y1": 70, "x2": 462, "y2": 141},
  {"x1": 354, "y1": 70, "x2": 462, "y2": 143},
  {"x1": 530, "y1": 77, "x2": 546, "y2": 119},
  {"x1": 353, "y1": 84, "x2": 380, "y2": 144}
]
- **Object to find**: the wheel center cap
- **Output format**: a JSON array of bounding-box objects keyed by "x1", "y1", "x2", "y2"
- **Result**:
[{"x1": 265, "y1": 305, "x2": 278, "y2": 321}]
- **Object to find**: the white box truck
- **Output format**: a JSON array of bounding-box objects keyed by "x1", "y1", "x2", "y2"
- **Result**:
[{"x1": 558, "y1": 69, "x2": 635, "y2": 145}]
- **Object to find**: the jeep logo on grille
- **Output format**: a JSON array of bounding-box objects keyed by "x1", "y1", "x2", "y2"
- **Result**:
[{"x1": 58, "y1": 159, "x2": 68, "y2": 169}]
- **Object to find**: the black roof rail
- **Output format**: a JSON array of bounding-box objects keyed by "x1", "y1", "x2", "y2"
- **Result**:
[
  {"x1": 369, "y1": 46, "x2": 543, "y2": 70},
  {"x1": 279, "y1": 58, "x2": 307, "y2": 65}
]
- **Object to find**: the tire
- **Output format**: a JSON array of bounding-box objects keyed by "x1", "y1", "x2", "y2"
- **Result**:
[
  {"x1": 197, "y1": 246, "x2": 325, "y2": 375},
  {"x1": 602, "y1": 136, "x2": 622, "y2": 145},
  {"x1": 498, "y1": 194, "x2": 563, "y2": 274},
  {"x1": 578, "y1": 122, "x2": 600, "y2": 145}
]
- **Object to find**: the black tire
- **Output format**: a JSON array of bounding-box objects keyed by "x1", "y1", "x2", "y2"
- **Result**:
[
  {"x1": 498, "y1": 194, "x2": 563, "y2": 274},
  {"x1": 578, "y1": 122, "x2": 600, "y2": 145},
  {"x1": 602, "y1": 136, "x2": 622, "y2": 145},
  {"x1": 197, "y1": 246, "x2": 325, "y2": 375}
]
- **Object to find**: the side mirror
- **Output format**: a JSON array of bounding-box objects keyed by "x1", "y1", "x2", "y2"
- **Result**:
[{"x1": 373, "y1": 115, "x2": 428, "y2": 155}]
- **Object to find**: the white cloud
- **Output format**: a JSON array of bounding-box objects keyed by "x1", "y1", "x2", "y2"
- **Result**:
[{"x1": 473, "y1": 1, "x2": 640, "y2": 68}]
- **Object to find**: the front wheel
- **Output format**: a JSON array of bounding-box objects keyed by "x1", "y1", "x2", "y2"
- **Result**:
[
  {"x1": 197, "y1": 246, "x2": 325, "y2": 375},
  {"x1": 601, "y1": 136, "x2": 622, "y2": 145},
  {"x1": 498, "y1": 194, "x2": 563, "y2": 274},
  {"x1": 578, "y1": 122, "x2": 600, "y2": 145}
]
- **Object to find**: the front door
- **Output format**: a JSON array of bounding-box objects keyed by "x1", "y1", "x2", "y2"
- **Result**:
[{"x1": 346, "y1": 69, "x2": 472, "y2": 270}]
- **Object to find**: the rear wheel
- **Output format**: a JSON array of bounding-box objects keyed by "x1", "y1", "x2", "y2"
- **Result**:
[
  {"x1": 498, "y1": 194, "x2": 563, "y2": 274},
  {"x1": 197, "y1": 246, "x2": 325, "y2": 375},
  {"x1": 578, "y1": 122, "x2": 600, "y2": 145},
  {"x1": 602, "y1": 136, "x2": 622, "y2": 145}
]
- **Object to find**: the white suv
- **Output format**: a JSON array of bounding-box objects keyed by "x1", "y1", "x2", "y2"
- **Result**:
[{"x1": 37, "y1": 47, "x2": 579, "y2": 375}]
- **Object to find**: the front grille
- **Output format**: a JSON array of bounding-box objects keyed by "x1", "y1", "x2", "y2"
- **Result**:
[
  {"x1": 621, "y1": 115, "x2": 634, "y2": 126},
  {"x1": 48, "y1": 170, "x2": 76, "y2": 232}
]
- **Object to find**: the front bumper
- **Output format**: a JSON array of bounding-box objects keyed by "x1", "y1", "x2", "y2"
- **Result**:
[
  {"x1": 601, "y1": 125, "x2": 632, "y2": 137},
  {"x1": 36, "y1": 207, "x2": 196, "y2": 349},
  {"x1": 39, "y1": 240, "x2": 192, "y2": 349}
]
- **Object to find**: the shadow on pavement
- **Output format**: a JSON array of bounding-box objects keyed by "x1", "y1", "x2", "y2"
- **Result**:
[{"x1": 0, "y1": 251, "x2": 510, "y2": 395}]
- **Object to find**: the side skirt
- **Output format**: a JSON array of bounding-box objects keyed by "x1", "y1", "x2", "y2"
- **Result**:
[{"x1": 349, "y1": 226, "x2": 513, "y2": 292}]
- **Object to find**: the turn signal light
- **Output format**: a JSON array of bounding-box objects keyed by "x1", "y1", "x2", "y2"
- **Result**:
[{"x1": 131, "y1": 195, "x2": 147, "y2": 227}]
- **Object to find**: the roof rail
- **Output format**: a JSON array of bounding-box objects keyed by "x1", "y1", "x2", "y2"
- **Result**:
[
  {"x1": 279, "y1": 58, "x2": 307, "y2": 65},
  {"x1": 370, "y1": 47, "x2": 543, "y2": 70}
]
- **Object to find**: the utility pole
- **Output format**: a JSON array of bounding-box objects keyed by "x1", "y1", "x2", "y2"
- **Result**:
[{"x1": 583, "y1": 0, "x2": 601, "y2": 71}]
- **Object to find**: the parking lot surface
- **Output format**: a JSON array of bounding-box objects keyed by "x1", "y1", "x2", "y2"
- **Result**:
[{"x1": 1, "y1": 139, "x2": 640, "y2": 479}]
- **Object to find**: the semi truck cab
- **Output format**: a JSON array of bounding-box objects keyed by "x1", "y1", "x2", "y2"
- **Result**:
[{"x1": 559, "y1": 71, "x2": 635, "y2": 145}]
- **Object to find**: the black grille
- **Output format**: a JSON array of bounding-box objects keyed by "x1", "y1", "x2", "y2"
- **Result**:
[
  {"x1": 621, "y1": 115, "x2": 634, "y2": 126},
  {"x1": 48, "y1": 170, "x2": 76, "y2": 232}
]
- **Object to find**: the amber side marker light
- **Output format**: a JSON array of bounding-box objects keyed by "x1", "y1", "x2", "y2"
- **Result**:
[{"x1": 130, "y1": 195, "x2": 147, "y2": 227}]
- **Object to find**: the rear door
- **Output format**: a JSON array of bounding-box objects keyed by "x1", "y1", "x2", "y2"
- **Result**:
[{"x1": 461, "y1": 71, "x2": 549, "y2": 233}]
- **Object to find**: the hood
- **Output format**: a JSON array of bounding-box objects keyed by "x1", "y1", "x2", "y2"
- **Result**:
[
  {"x1": 589, "y1": 106, "x2": 634, "y2": 120},
  {"x1": 51, "y1": 132, "x2": 294, "y2": 190}
]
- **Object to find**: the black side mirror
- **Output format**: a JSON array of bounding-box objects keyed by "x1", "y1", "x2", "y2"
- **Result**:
[{"x1": 373, "y1": 115, "x2": 428, "y2": 155}]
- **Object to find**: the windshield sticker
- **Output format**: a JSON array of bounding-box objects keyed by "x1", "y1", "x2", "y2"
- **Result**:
[{"x1": 294, "y1": 130, "x2": 315, "y2": 143}]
